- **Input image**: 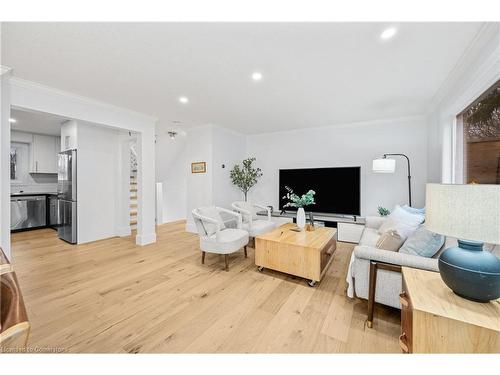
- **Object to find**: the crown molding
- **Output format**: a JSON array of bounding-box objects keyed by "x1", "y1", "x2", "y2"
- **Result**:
[
  {"x1": 428, "y1": 22, "x2": 500, "y2": 115},
  {"x1": 211, "y1": 123, "x2": 247, "y2": 137},
  {"x1": 247, "y1": 114, "x2": 427, "y2": 137},
  {"x1": 9, "y1": 76, "x2": 159, "y2": 124}
]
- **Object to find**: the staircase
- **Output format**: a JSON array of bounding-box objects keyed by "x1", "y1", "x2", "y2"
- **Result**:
[{"x1": 129, "y1": 142, "x2": 138, "y2": 230}]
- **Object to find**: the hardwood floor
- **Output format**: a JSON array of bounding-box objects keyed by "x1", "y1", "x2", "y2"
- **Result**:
[{"x1": 10, "y1": 222, "x2": 401, "y2": 353}]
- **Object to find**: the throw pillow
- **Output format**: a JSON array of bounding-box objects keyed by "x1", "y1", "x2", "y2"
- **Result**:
[
  {"x1": 197, "y1": 207, "x2": 226, "y2": 236},
  {"x1": 401, "y1": 205, "x2": 426, "y2": 216},
  {"x1": 399, "y1": 225, "x2": 445, "y2": 258},
  {"x1": 485, "y1": 243, "x2": 500, "y2": 258},
  {"x1": 378, "y1": 205, "x2": 425, "y2": 239},
  {"x1": 376, "y1": 230, "x2": 405, "y2": 252}
]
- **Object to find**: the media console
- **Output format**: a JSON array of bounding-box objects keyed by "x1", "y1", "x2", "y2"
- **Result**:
[{"x1": 256, "y1": 210, "x2": 365, "y2": 244}]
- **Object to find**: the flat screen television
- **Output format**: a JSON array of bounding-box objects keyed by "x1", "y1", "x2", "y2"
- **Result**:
[{"x1": 279, "y1": 166, "x2": 360, "y2": 216}]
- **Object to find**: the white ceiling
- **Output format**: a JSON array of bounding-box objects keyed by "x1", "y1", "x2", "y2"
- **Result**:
[
  {"x1": 1, "y1": 22, "x2": 483, "y2": 134},
  {"x1": 10, "y1": 108, "x2": 69, "y2": 136}
]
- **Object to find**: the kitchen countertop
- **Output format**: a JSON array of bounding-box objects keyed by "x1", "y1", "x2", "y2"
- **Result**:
[{"x1": 11, "y1": 192, "x2": 58, "y2": 197}]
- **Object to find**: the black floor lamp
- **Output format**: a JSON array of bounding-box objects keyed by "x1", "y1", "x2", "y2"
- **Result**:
[{"x1": 372, "y1": 153, "x2": 412, "y2": 207}]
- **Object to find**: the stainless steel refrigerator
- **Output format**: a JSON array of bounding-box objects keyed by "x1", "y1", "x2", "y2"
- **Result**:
[{"x1": 57, "y1": 149, "x2": 77, "y2": 244}]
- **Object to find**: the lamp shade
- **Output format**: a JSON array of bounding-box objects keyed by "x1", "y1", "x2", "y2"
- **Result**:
[
  {"x1": 372, "y1": 158, "x2": 396, "y2": 173},
  {"x1": 425, "y1": 183, "x2": 500, "y2": 244}
]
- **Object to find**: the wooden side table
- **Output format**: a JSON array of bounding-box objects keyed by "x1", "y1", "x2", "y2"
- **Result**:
[
  {"x1": 400, "y1": 267, "x2": 500, "y2": 353},
  {"x1": 0, "y1": 248, "x2": 31, "y2": 351}
]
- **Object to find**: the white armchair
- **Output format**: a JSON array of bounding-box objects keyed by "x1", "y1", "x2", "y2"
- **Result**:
[
  {"x1": 231, "y1": 201, "x2": 277, "y2": 238},
  {"x1": 192, "y1": 206, "x2": 249, "y2": 271}
]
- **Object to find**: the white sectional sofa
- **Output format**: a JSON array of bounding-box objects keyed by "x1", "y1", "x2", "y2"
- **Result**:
[
  {"x1": 347, "y1": 216, "x2": 439, "y2": 306},
  {"x1": 346, "y1": 216, "x2": 440, "y2": 327},
  {"x1": 347, "y1": 215, "x2": 500, "y2": 327}
]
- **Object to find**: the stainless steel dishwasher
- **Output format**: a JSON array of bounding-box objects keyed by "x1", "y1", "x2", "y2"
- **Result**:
[{"x1": 10, "y1": 195, "x2": 47, "y2": 231}]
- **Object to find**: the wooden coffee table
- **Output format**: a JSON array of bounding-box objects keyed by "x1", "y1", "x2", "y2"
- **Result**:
[{"x1": 255, "y1": 223, "x2": 337, "y2": 286}]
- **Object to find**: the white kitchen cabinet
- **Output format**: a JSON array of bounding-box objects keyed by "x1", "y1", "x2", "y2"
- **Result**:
[{"x1": 31, "y1": 134, "x2": 58, "y2": 174}]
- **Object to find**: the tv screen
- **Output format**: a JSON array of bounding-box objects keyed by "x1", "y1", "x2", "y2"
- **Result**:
[{"x1": 279, "y1": 167, "x2": 360, "y2": 216}]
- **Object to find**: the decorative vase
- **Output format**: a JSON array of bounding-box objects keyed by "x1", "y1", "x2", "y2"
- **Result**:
[
  {"x1": 296, "y1": 207, "x2": 306, "y2": 230},
  {"x1": 438, "y1": 239, "x2": 500, "y2": 302}
]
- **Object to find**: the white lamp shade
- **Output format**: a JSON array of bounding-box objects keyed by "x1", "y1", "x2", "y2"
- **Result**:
[
  {"x1": 425, "y1": 183, "x2": 500, "y2": 244},
  {"x1": 372, "y1": 158, "x2": 396, "y2": 173}
]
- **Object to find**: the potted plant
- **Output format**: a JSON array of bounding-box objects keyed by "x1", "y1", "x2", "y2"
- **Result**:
[
  {"x1": 377, "y1": 206, "x2": 390, "y2": 217},
  {"x1": 282, "y1": 186, "x2": 316, "y2": 230},
  {"x1": 230, "y1": 157, "x2": 263, "y2": 201}
]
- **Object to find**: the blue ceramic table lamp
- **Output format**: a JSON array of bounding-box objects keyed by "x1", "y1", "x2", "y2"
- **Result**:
[{"x1": 425, "y1": 183, "x2": 500, "y2": 302}]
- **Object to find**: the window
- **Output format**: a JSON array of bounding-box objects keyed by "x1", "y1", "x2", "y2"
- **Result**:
[
  {"x1": 458, "y1": 81, "x2": 500, "y2": 184},
  {"x1": 10, "y1": 147, "x2": 18, "y2": 180},
  {"x1": 10, "y1": 142, "x2": 29, "y2": 184}
]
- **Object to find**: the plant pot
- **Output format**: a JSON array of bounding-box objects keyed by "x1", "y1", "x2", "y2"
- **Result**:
[
  {"x1": 296, "y1": 208, "x2": 306, "y2": 230},
  {"x1": 438, "y1": 239, "x2": 500, "y2": 302}
]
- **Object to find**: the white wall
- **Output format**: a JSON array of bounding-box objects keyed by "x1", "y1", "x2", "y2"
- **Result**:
[
  {"x1": 212, "y1": 125, "x2": 247, "y2": 206},
  {"x1": 0, "y1": 67, "x2": 12, "y2": 258},
  {"x1": 60, "y1": 120, "x2": 77, "y2": 150},
  {"x1": 76, "y1": 121, "x2": 121, "y2": 244},
  {"x1": 180, "y1": 124, "x2": 248, "y2": 232},
  {"x1": 427, "y1": 24, "x2": 500, "y2": 183},
  {"x1": 155, "y1": 132, "x2": 187, "y2": 223},
  {"x1": 185, "y1": 125, "x2": 214, "y2": 231},
  {"x1": 246, "y1": 116, "x2": 429, "y2": 216},
  {"x1": 160, "y1": 117, "x2": 429, "y2": 226}
]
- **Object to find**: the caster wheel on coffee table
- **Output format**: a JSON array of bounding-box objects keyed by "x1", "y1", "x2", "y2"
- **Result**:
[{"x1": 307, "y1": 280, "x2": 317, "y2": 287}]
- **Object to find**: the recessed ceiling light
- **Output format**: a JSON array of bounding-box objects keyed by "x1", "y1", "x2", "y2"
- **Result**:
[
  {"x1": 251, "y1": 72, "x2": 263, "y2": 81},
  {"x1": 179, "y1": 96, "x2": 189, "y2": 104},
  {"x1": 380, "y1": 27, "x2": 397, "y2": 40},
  {"x1": 9, "y1": 118, "x2": 17, "y2": 123}
]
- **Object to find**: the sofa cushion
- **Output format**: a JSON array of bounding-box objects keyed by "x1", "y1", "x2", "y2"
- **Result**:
[
  {"x1": 399, "y1": 226, "x2": 444, "y2": 258},
  {"x1": 401, "y1": 205, "x2": 426, "y2": 215},
  {"x1": 242, "y1": 219, "x2": 276, "y2": 236},
  {"x1": 201, "y1": 228, "x2": 249, "y2": 254},
  {"x1": 378, "y1": 205, "x2": 425, "y2": 239},
  {"x1": 485, "y1": 243, "x2": 500, "y2": 257},
  {"x1": 359, "y1": 227, "x2": 380, "y2": 247},
  {"x1": 376, "y1": 230, "x2": 405, "y2": 251}
]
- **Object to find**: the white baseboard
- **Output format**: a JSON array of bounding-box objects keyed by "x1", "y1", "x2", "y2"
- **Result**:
[
  {"x1": 116, "y1": 226, "x2": 131, "y2": 237},
  {"x1": 185, "y1": 222, "x2": 197, "y2": 233},
  {"x1": 135, "y1": 232, "x2": 157, "y2": 245}
]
